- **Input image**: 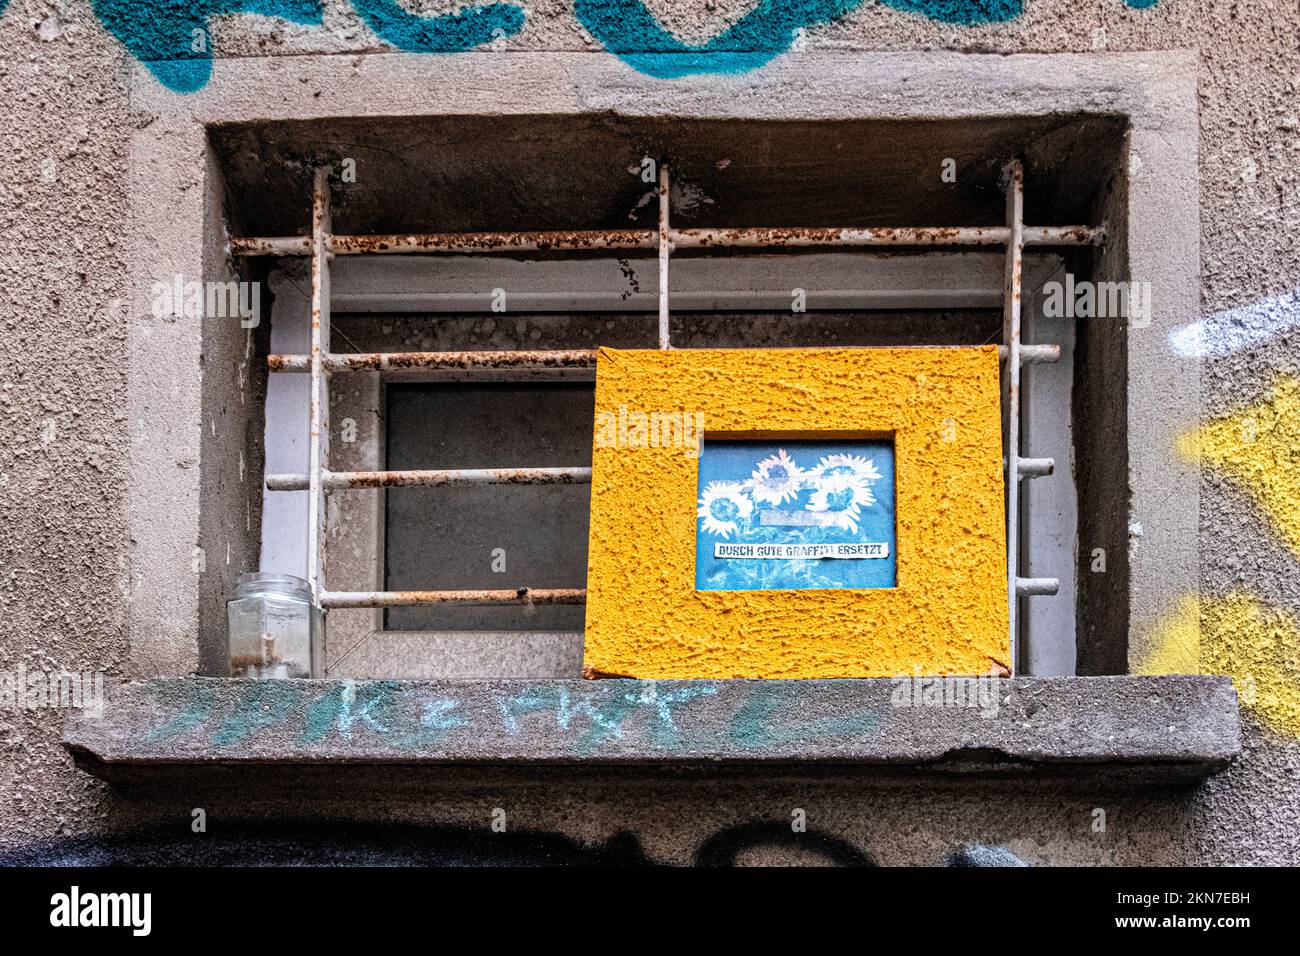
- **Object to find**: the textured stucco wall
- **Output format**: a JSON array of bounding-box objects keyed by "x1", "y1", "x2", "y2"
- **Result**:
[
  {"x1": 1, "y1": 1, "x2": 1298, "y2": 864},
  {"x1": 584, "y1": 346, "x2": 1008, "y2": 678}
]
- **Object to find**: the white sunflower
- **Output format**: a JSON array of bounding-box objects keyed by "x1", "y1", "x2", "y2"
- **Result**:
[
  {"x1": 805, "y1": 473, "x2": 874, "y2": 533},
  {"x1": 746, "y1": 448, "x2": 806, "y2": 506},
  {"x1": 697, "y1": 481, "x2": 754, "y2": 538},
  {"x1": 807, "y1": 453, "x2": 883, "y2": 484}
]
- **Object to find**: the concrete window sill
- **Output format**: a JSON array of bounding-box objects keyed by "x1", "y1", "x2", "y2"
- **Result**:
[{"x1": 63, "y1": 676, "x2": 1240, "y2": 788}]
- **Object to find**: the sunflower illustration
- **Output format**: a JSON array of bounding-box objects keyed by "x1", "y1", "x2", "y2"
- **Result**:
[
  {"x1": 807, "y1": 453, "x2": 883, "y2": 483},
  {"x1": 746, "y1": 448, "x2": 806, "y2": 506},
  {"x1": 806, "y1": 473, "x2": 875, "y2": 532},
  {"x1": 697, "y1": 481, "x2": 754, "y2": 538}
]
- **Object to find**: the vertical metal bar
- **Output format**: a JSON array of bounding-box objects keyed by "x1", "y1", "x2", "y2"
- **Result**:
[
  {"x1": 658, "y1": 162, "x2": 671, "y2": 349},
  {"x1": 308, "y1": 168, "x2": 332, "y2": 612},
  {"x1": 1002, "y1": 160, "x2": 1024, "y2": 675}
]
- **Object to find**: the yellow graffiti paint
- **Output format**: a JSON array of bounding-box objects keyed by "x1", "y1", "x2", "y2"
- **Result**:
[
  {"x1": 583, "y1": 347, "x2": 1008, "y2": 679},
  {"x1": 1139, "y1": 593, "x2": 1300, "y2": 737},
  {"x1": 1177, "y1": 375, "x2": 1300, "y2": 557},
  {"x1": 1139, "y1": 596, "x2": 1201, "y2": 676}
]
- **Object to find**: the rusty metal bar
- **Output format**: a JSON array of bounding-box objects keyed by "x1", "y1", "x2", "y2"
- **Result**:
[
  {"x1": 230, "y1": 224, "x2": 1102, "y2": 257},
  {"x1": 1002, "y1": 160, "x2": 1024, "y2": 675},
  {"x1": 268, "y1": 349, "x2": 599, "y2": 372},
  {"x1": 658, "y1": 162, "x2": 671, "y2": 350},
  {"x1": 999, "y1": 343, "x2": 1059, "y2": 364},
  {"x1": 229, "y1": 236, "x2": 313, "y2": 256},
  {"x1": 673, "y1": 225, "x2": 1091, "y2": 249},
  {"x1": 272, "y1": 345, "x2": 1057, "y2": 374},
  {"x1": 1025, "y1": 225, "x2": 1105, "y2": 247},
  {"x1": 266, "y1": 466, "x2": 592, "y2": 492},
  {"x1": 332, "y1": 231, "x2": 650, "y2": 255},
  {"x1": 321, "y1": 588, "x2": 587, "y2": 609},
  {"x1": 307, "y1": 168, "x2": 331, "y2": 616}
]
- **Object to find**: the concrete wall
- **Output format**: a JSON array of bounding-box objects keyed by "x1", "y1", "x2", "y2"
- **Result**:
[{"x1": 1, "y1": 1, "x2": 1298, "y2": 865}]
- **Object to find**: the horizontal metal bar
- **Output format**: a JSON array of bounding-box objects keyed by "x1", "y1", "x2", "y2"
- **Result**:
[
  {"x1": 1016, "y1": 457, "x2": 1056, "y2": 477},
  {"x1": 1025, "y1": 225, "x2": 1105, "y2": 247},
  {"x1": 230, "y1": 235, "x2": 314, "y2": 256},
  {"x1": 333, "y1": 231, "x2": 652, "y2": 255},
  {"x1": 676, "y1": 225, "x2": 1099, "y2": 249},
  {"x1": 999, "y1": 343, "x2": 1060, "y2": 364},
  {"x1": 268, "y1": 349, "x2": 599, "y2": 372},
  {"x1": 267, "y1": 467, "x2": 591, "y2": 491},
  {"x1": 231, "y1": 224, "x2": 1103, "y2": 257},
  {"x1": 676, "y1": 226, "x2": 1005, "y2": 248},
  {"x1": 274, "y1": 345, "x2": 1055, "y2": 375},
  {"x1": 337, "y1": 289, "x2": 1010, "y2": 313},
  {"x1": 1015, "y1": 578, "x2": 1060, "y2": 597},
  {"x1": 320, "y1": 588, "x2": 587, "y2": 608}
]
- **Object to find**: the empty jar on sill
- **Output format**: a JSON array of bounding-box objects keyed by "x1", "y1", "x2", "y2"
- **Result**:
[{"x1": 226, "y1": 572, "x2": 322, "y2": 679}]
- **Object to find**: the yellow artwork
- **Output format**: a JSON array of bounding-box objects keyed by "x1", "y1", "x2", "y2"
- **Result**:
[{"x1": 582, "y1": 347, "x2": 1009, "y2": 679}]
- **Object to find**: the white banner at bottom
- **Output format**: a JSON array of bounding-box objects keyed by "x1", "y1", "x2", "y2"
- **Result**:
[{"x1": 714, "y1": 542, "x2": 890, "y2": 560}]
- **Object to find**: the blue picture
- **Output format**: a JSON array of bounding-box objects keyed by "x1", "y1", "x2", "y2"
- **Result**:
[{"x1": 695, "y1": 439, "x2": 896, "y2": 591}]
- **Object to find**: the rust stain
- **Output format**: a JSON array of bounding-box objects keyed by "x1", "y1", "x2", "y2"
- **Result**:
[
  {"x1": 337, "y1": 468, "x2": 590, "y2": 488},
  {"x1": 323, "y1": 588, "x2": 587, "y2": 608},
  {"x1": 676, "y1": 226, "x2": 1006, "y2": 247},
  {"x1": 232, "y1": 224, "x2": 1102, "y2": 257},
  {"x1": 331, "y1": 230, "x2": 653, "y2": 254},
  {"x1": 268, "y1": 349, "x2": 599, "y2": 372}
]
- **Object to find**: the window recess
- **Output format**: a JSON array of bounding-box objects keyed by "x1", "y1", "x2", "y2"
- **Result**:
[{"x1": 222, "y1": 114, "x2": 1127, "y2": 679}]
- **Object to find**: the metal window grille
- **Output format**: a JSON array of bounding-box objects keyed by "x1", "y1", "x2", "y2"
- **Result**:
[{"x1": 232, "y1": 160, "x2": 1101, "y2": 674}]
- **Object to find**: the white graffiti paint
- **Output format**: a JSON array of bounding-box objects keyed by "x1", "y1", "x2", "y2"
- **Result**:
[{"x1": 1169, "y1": 287, "x2": 1300, "y2": 359}]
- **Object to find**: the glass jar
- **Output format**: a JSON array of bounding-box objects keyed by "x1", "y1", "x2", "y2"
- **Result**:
[{"x1": 226, "y1": 573, "x2": 322, "y2": 679}]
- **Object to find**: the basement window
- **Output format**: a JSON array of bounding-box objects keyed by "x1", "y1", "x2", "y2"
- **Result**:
[{"x1": 221, "y1": 113, "x2": 1132, "y2": 680}]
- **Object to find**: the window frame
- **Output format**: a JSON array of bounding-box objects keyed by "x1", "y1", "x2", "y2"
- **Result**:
[{"x1": 122, "y1": 50, "x2": 1199, "y2": 682}]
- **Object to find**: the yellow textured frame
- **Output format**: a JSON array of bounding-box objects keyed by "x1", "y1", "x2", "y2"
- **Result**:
[{"x1": 583, "y1": 347, "x2": 1009, "y2": 679}]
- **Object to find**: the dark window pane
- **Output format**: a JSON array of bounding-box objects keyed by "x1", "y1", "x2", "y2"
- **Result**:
[{"x1": 384, "y1": 382, "x2": 594, "y2": 631}]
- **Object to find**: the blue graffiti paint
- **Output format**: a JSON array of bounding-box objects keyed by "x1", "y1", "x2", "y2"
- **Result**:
[
  {"x1": 88, "y1": 0, "x2": 522, "y2": 94},
  {"x1": 575, "y1": 1, "x2": 1160, "y2": 78},
  {"x1": 299, "y1": 680, "x2": 398, "y2": 743},
  {"x1": 144, "y1": 681, "x2": 219, "y2": 743},
  {"x1": 573, "y1": 0, "x2": 1042, "y2": 78},
  {"x1": 729, "y1": 684, "x2": 880, "y2": 748},
  {"x1": 574, "y1": 0, "x2": 867, "y2": 78},
  {"x1": 881, "y1": 1, "x2": 1021, "y2": 25},
  {"x1": 211, "y1": 681, "x2": 297, "y2": 745},
  {"x1": 351, "y1": 0, "x2": 527, "y2": 54},
  {"x1": 497, "y1": 685, "x2": 635, "y2": 751},
  {"x1": 349, "y1": 0, "x2": 525, "y2": 54},
  {"x1": 496, "y1": 682, "x2": 718, "y2": 752},
  {"x1": 91, "y1": 0, "x2": 324, "y2": 94},
  {"x1": 628, "y1": 683, "x2": 719, "y2": 748},
  {"x1": 387, "y1": 697, "x2": 472, "y2": 748},
  {"x1": 21, "y1": 1, "x2": 1163, "y2": 93}
]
